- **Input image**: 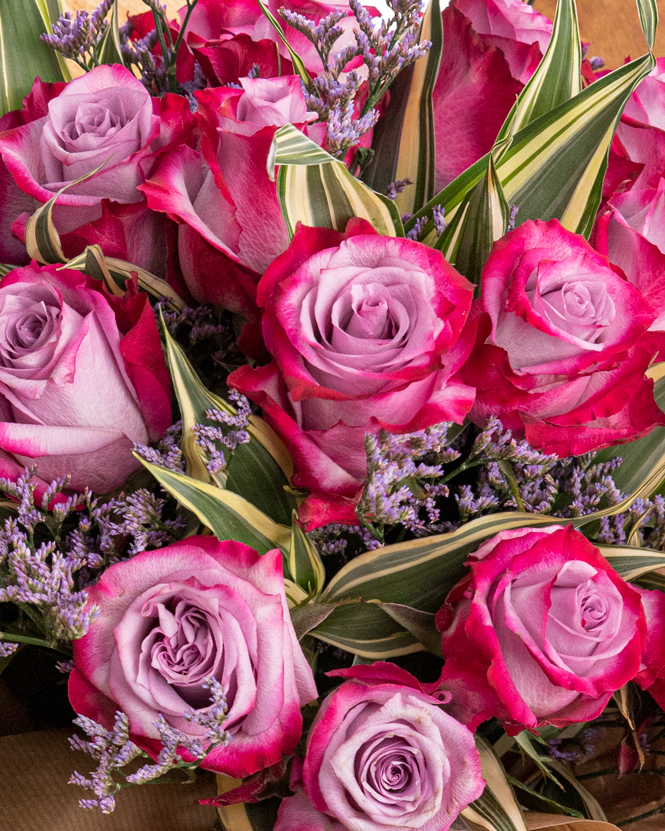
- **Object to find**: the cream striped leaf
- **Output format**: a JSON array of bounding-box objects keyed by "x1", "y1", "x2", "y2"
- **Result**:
[
  {"x1": 322, "y1": 454, "x2": 665, "y2": 613},
  {"x1": 134, "y1": 455, "x2": 291, "y2": 556},
  {"x1": 0, "y1": 0, "x2": 69, "y2": 116},
  {"x1": 288, "y1": 511, "x2": 326, "y2": 596},
  {"x1": 97, "y1": 0, "x2": 124, "y2": 67},
  {"x1": 61, "y1": 249, "x2": 186, "y2": 310},
  {"x1": 255, "y1": 0, "x2": 311, "y2": 84},
  {"x1": 270, "y1": 124, "x2": 404, "y2": 237},
  {"x1": 599, "y1": 546, "x2": 665, "y2": 581},
  {"x1": 361, "y1": 0, "x2": 442, "y2": 215},
  {"x1": 405, "y1": 0, "x2": 657, "y2": 242},
  {"x1": 26, "y1": 184, "x2": 186, "y2": 310},
  {"x1": 461, "y1": 736, "x2": 529, "y2": 831},
  {"x1": 160, "y1": 323, "x2": 297, "y2": 525},
  {"x1": 496, "y1": 0, "x2": 582, "y2": 143},
  {"x1": 436, "y1": 153, "x2": 510, "y2": 282}
]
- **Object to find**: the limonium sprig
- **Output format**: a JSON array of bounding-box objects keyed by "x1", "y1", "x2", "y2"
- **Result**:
[
  {"x1": 281, "y1": 0, "x2": 430, "y2": 160},
  {"x1": 69, "y1": 678, "x2": 230, "y2": 813},
  {"x1": 352, "y1": 417, "x2": 654, "y2": 543},
  {"x1": 40, "y1": 0, "x2": 114, "y2": 71},
  {"x1": 191, "y1": 394, "x2": 252, "y2": 476}
]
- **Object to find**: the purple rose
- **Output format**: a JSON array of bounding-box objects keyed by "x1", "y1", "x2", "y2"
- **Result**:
[
  {"x1": 229, "y1": 221, "x2": 476, "y2": 526},
  {"x1": 461, "y1": 218, "x2": 665, "y2": 455},
  {"x1": 0, "y1": 65, "x2": 192, "y2": 276},
  {"x1": 436, "y1": 526, "x2": 665, "y2": 732},
  {"x1": 0, "y1": 263, "x2": 170, "y2": 496},
  {"x1": 275, "y1": 663, "x2": 484, "y2": 831},
  {"x1": 69, "y1": 537, "x2": 318, "y2": 778}
]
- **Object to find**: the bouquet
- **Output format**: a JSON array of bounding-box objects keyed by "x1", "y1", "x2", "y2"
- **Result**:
[{"x1": 3, "y1": 0, "x2": 665, "y2": 829}]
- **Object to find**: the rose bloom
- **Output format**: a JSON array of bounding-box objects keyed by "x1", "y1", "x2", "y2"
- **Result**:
[
  {"x1": 595, "y1": 178, "x2": 665, "y2": 337},
  {"x1": 436, "y1": 526, "x2": 665, "y2": 732},
  {"x1": 609, "y1": 58, "x2": 665, "y2": 193},
  {"x1": 462, "y1": 218, "x2": 665, "y2": 456},
  {"x1": 141, "y1": 77, "x2": 323, "y2": 353},
  {"x1": 275, "y1": 663, "x2": 484, "y2": 831},
  {"x1": 69, "y1": 537, "x2": 318, "y2": 778},
  {"x1": 0, "y1": 262, "x2": 170, "y2": 496},
  {"x1": 0, "y1": 64, "x2": 192, "y2": 276},
  {"x1": 228, "y1": 221, "x2": 475, "y2": 525},
  {"x1": 432, "y1": 0, "x2": 551, "y2": 189}
]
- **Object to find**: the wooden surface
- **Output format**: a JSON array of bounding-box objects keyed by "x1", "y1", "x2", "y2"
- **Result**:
[{"x1": 534, "y1": 0, "x2": 665, "y2": 68}]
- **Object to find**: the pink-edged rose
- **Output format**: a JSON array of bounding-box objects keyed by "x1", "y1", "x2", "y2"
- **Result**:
[
  {"x1": 69, "y1": 537, "x2": 318, "y2": 778},
  {"x1": 432, "y1": 0, "x2": 551, "y2": 190},
  {"x1": 275, "y1": 663, "x2": 484, "y2": 831},
  {"x1": 141, "y1": 77, "x2": 321, "y2": 340},
  {"x1": 611, "y1": 58, "x2": 665, "y2": 192},
  {"x1": 454, "y1": 0, "x2": 551, "y2": 83},
  {"x1": 436, "y1": 526, "x2": 665, "y2": 733},
  {"x1": 184, "y1": 0, "x2": 367, "y2": 75},
  {"x1": 595, "y1": 179, "x2": 665, "y2": 334},
  {"x1": 0, "y1": 65, "x2": 192, "y2": 275},
  {"x1": 0, "y1": 263, "x2": 170, "y2": 496},
  {"x1": 462, "y1": 218, "x2": 664, "y2": 456},
  {"x1": 228, "y1": 221, "x2": 475, "y2": 525}
]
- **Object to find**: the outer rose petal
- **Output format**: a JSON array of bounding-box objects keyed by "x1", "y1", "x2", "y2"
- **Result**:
[
  {"x1": 276, "y1": 792, "x2": 346, "y2": 831},
  {"x1": 433, "y1": 4, "x2": 523, "y2": 189},
  {"x1": 455, "y1": 0, "x2": 551, "y2": 83}
]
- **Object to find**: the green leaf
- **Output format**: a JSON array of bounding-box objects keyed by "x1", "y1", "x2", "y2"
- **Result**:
[
  {"x1": 598, "y1": 545, "x2": 665, "y2": 581},
  {"x1": 506, "y1": 776, "x2": 585, "y2": 819},
  {"x1": 462, "y1": 735, "x2": 529, "y2": 831},
  {"x1": 255, "y1": 0, "x2": 310, "y2": 84},
  {"x1": 97, "y1": 0, "x2": 125, "y2": 67},
  {"x1": 377, "y1": 602, "x2": 442, "y2": 656},
  {"x1": 309, "y1": 601, "x2": 422, "y2": 659},
  {"x1": 514, "y1": 731, "x2": 563, "y2": 788},
  {"x1": 135, "y1": 455, "x2": 291, "y2": 556},
  {"x1": 436, "y1": 153, "x2": 510, "y2": 283},
  {"x1": 0, "y1": 0, "x2": 69, "y2": 116},
  {"x1": 322, "y1": 460, "x2": 665, "y2": 616},
  {"x1": 288, "y1": 511, "x2": 326, "y2": 596},
  {"x1": 289, "y1": 600, "x2": 343, "y2": 640},
  {"x1": 160, "y1": 323, "x2": 298, "y2": 525},
  {"x1": 269, "y1": 124, "x2": 404, "y2": 238},
  {"x1": 361, "y1": 0, "x2": 442, "y2": 215},
  {"x1": 496, "y1": 0, "x2": 582, "y2": 143},
  {"x1": 543, "y1": 759, "x2": 609, "y2": 821},
  {"x1": 406, "y1": 0, "x2": 657, "y2": 241}
]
